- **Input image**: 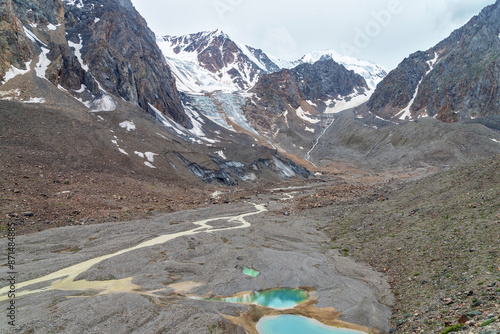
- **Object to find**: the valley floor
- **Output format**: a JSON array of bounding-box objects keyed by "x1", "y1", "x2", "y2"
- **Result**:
[
  {"x1": 0, "y1": 155, "x2": 498, "y2": 333},
  {"x1": 0, "y1": 179, "x2": 391, "y2": 334}
]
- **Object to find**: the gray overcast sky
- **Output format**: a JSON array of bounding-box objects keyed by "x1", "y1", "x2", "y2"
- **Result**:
[{"x1": 130, "y1": 0, "x2": 496, "y2": 70}]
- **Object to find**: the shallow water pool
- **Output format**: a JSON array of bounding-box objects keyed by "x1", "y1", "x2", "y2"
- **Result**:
[
  {"x1": 257, "y1": 315, "x2": 366, "y2": 334},
  {"x1": 202, "y1": 288, "x2": 309, "y2": 309}
]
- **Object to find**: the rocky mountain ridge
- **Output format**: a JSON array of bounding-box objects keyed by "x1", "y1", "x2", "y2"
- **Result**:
[
  {"x1": 157, "y1": 30, "x2": 387, "y2": 96},
  {"x1": 293, "y1": 50, "x2": 387, "y2": 90},
  {"x1": 0, "y1": 0, "x2": 314, "y2": 187},
  {"x1": 239, "y1": 58, "x2": 370, "y2": 156},
  {"x1": 2, "y1": 0, "x2": 499, "y2": 178},
  {"x1": 367, "y1": 0, "x2": 500, "y2": 122},
  {"x1": 0, "y1": 0, "x2": 190, "y2": 127},
  {"x1": 157, "y1": 30, "x2": 387, "y2": 160}
]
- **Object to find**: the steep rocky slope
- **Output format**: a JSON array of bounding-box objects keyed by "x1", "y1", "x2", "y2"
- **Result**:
[
  {"x1": 156, "y1": 30, "x2": 390, "y2": 162},
  {"x1": 294, "y1": 155, "x2": 500, "y2": 333},
  {"x1": 252, "y1": 58, "x2": 368, "y2": 109},
  {"x1": 0, "y1": 0, "x2": 189, "y2": 126},
  {"x1": 308, "y1": 110, "x2": 500, "y2": 170},
  {"x1": 367, "y1": 0, "x2": 500, "y2": 122},
  {"x1": 0, "y1": 78, "x2": 311, "y2": 235},
  {"x1": 295, "y1": 50, "x2": 387, "y2": 90},
  {"x1": 0, "y1": 0, "x2": 315, "y2": 220}
]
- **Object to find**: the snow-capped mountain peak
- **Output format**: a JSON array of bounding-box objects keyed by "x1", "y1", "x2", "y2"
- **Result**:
[
  {"x1": 298, "y1": 50, "x2": 387, "y2": 90},
  {"x1": 157, "y1": 30, "x2": 287, "y2": 93},
  {"x1": 157, "y1": 31, "x2": 387, "y2": 97}
]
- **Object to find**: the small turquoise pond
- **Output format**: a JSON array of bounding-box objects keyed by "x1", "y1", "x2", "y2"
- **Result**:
[
  {"x1": 257, "y1": 315, "x2": 366, "y2": 334},
  {"x1": 201, "y1": 288, "x2": 308, "y2": 309}
]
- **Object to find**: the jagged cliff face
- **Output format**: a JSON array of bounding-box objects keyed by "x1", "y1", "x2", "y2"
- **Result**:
[
  {"x1": 292, "y1": 59, "x2": 368, "y2": 100},
  {"x1": 0, "y1": 0, "x2": 33, "y2": 79},
  {"x1": 368, "y1": 0, "x2": 500, "y2": 122},
  {"x1": 155, "y1": 30, "x2": 389, "y2": 159},
  {"x1": 0, "y1": 0, "x2": 189, "y2": 127}
]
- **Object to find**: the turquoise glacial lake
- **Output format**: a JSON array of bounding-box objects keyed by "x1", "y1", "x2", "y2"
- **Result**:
[
  {"x1": 201, "y1": 288, "x2": 309, "y2": 309},
  {"x1": 257, "y1": 315, "x2": 366, "y2": 334}
]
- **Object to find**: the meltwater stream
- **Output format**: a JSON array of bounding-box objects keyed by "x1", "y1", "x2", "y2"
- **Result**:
[{"x1": 0, "y1": 203, "x2": 267, "y2": 301}]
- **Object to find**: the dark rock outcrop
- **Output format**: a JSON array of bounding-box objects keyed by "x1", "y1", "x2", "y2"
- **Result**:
[
  {"x1": 368, "y1": 0, "x2": 500, "y2": 122},
  {"x1": 1, "y1": 0, "x2": 189, "y2": 127},
  {"x1": 293, "y1": 59, "x2": 368, "y2": 100},
  {"x1": 63, "y1": 0, "x2": 189, "y2": 126},
  {"x1": 175, "y1": 152, "x2": 311, "y2": 186},
  {"x1": 0, "y1": 0, "x2": 33, "y2": 79},
  {"x1": 245, "y1": 58, "x2": 368, "y2": 133},
  {"x1": 251, "y1": 58, "x2": 367, "y2": 112},
  {"x1": 45, "y1": 42, "x2": 99, "y2": 93}
]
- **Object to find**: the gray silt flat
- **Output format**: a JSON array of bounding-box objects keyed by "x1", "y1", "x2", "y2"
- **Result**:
[{"x1": 1, "y1": 194, "x2": 392, "y2": 333}]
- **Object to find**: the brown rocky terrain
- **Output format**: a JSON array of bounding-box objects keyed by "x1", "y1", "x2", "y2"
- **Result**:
[
  {"x1": 3, "y1": 148, "x2": 498, "y2": 333},
  {"x1": 308, "y1": 110, "x2": 500, "y2": 170},
  {"x1": 241, "y1": 58, "x2": 369, "y2": 157},
  {"x1": 0, "y1": 69, "x2": 312, "y2": 238},
  {"x1": 1, "y1": 1, "x2": 499, "y2": 333},
  {"x1": 286, "y1": 155, "x2": 500, "y2": 334}
]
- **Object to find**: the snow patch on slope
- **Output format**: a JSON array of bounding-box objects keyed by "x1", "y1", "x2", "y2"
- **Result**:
[
  {"x1": 35, "y1": 47, "x2": 51, "y2": 79},
  {"x1": 135, "y1": 151, "x2": 158, "y2": 163},
  {"x1": 0, "y1": 89, "x2": 45, "y2": 103},
  {"x1": 397, "y1": 52, "x2": 439, "y2": 120},
  {"x1": 63, "y1": 0, "x2": 84, "y2": 8},
  {"x1": 296, "y1": 107, "x2": 320, "y2": 124},
  {"x1": 23, "y1": 26, "x2": 46, "y2": 47},
  {"x1": 119, "y1": 121, "x2": 136, "y2": 132},
  {"x1": 110, "y1": 135, "x2": 128, "y2": 156},
  {"x1": 1, "y1": 60, "x2": 32, "y2": 85},
  {"x1": 46, "y1": 23, "x2": 60, "y2": 31},
  {"x1": 216, "y1": 150, "x2": 227, "y2": 160},
  {"x1": 235, "y1": 42, "x2": 269, "y2": 72},
  {"x1": 325, "y1": 89, "x2": 373, "y2": 114},
  {"x1": 149, "y1": 103, "x2": 217, "y2": 144},
  {"x1": 22, "y1": 97, "x2": 45, "y2": 103},
  {"x1": 86, "y1": 94, "x2": 116, "y2": 112},
  {"x1": 68, "y1": 34, "x2": 89, "y2": 71}
]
